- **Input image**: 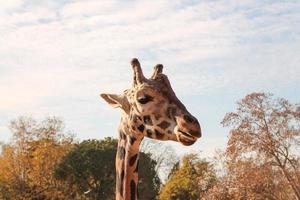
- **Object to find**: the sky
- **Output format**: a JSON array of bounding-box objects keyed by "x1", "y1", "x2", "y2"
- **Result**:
[{"x1": 0, "y1": 0, "x2": 299, "y2": 158}]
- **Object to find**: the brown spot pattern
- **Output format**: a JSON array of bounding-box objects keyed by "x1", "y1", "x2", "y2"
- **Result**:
[
  {"x1": 157, "y1": 121, "x2": 171, "y2": 129},
  {"x1": 143, "y1": 115, "x2": 152, "y2": 125},
  {"x1": 129, "y1": 154, "x2": 138, "y2": 166},
  {"x1": 155, "y1": 129, "x2": 163, "y2": 139},
  {"x1": 146, "y1": 129, "x2": 153, "y2": 137},
  {"x1": 137, "y1": 124, "x2": 145, "y2": 133},
  {"x1": 130, "y1": 180, "x2": 136, "y2": 200},
  {"x1": 129, "y1": 136, "x2": 136, "y2": 145}
]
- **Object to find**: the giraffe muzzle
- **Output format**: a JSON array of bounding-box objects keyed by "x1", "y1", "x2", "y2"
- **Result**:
[
  {"x1": 174, "y1": 126, "x2": 200, "y2": 146},
  {"x1": 173, "y1": 114, "x2": 202, "y2": 145}
]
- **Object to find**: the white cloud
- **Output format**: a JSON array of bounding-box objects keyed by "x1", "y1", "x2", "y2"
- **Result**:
[
  {"x1": 0, "y1": 0, "x2": 299, "y2": 156},
  {"x1": 0, "y1": 0, "x2": 299, "y2": 101},
  {"x1": 62, "y1": 0, "x2": 118, "y2": 18},
  {"x1": 0, "y1": 0, "x2": 23, "y2": 13}
]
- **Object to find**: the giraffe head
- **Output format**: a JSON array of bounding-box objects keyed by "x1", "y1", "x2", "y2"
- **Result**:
[{"x1": 101, "y1": 58, "x2": 201, "y2": 146}]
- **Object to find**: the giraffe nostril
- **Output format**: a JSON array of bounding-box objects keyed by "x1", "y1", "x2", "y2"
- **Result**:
[{"x1": 183, "y1": 115, "x2": 194, "y2": 123}]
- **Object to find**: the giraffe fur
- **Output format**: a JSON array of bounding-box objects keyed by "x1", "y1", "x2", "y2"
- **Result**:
[{"x1": 100, "y1": 58, "x2": 202, "y2": 200}]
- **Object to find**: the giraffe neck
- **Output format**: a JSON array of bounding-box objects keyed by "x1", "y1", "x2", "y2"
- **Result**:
[{"x1": 116, "y1": 125, "x2": 143, "y2": 200}]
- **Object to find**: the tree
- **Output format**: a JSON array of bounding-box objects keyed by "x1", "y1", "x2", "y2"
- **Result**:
[
  {"x1": 222, "y1": 92, "x2": 300, "y2": 199},
  {"x1": 140, "y1": 138, "x2": 179, "y2": 182},
  {"x1": 204, "y1": 157, "x2": 292, "y2": 200},
  {"x1": 55, "y1": 138, "x2": 161, "y2": 200},
  {"x1": 0, "y1": 116, "x2": 74, "y2": 199},
  {"x1": 159, "y1": 154, "x2": 216, "y2": 200}
]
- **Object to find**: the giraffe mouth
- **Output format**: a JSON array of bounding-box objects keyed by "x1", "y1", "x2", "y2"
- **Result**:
[{"x1": 177, "y1": 130, "x2": 197, "y2": 146}]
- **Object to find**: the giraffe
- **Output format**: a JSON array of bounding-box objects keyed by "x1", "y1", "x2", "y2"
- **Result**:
[{"x1": 100, "y1": 58, "x2": 201, "y2": 200}]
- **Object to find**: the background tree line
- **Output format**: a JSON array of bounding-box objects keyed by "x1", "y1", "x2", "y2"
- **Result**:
[
  {"x1": 0, "y1": 92, "x2": 299, "y2": 200},
  {"x1": 0, "y1": 117, "x2": 161, "y2": 200}
]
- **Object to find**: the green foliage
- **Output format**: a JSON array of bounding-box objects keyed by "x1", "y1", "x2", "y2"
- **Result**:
[
  {"x1": 159, "y1": 154, "x2": 216, "y2": 200},
  {"x1": 55, "y1": 137, "x2": 161, "y2": 200},
  {"x1": 55, "y1": 138, "x2": 116, "y2": 199},
  {"x1": 138, "y1": 152, "x2": 161, "y2": 200}
]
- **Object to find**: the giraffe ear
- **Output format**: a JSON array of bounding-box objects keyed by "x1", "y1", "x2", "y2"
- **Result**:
[{"x1": 100, "y1": 93, "x2": 130, "y2": 112}]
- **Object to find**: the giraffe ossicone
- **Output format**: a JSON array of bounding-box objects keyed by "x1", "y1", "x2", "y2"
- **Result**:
[{"x1": 100, "y1": 58, "x2": 201, "y2": 200}]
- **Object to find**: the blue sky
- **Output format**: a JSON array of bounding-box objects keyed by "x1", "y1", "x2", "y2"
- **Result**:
[{"x1": 0, "y1": 0, "x2": 299, "y2": 157}]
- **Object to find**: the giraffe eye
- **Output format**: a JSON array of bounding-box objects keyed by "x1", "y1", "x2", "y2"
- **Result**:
[{"x1": 137, "y1": 95, "x2": 153, "y2": 104}]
